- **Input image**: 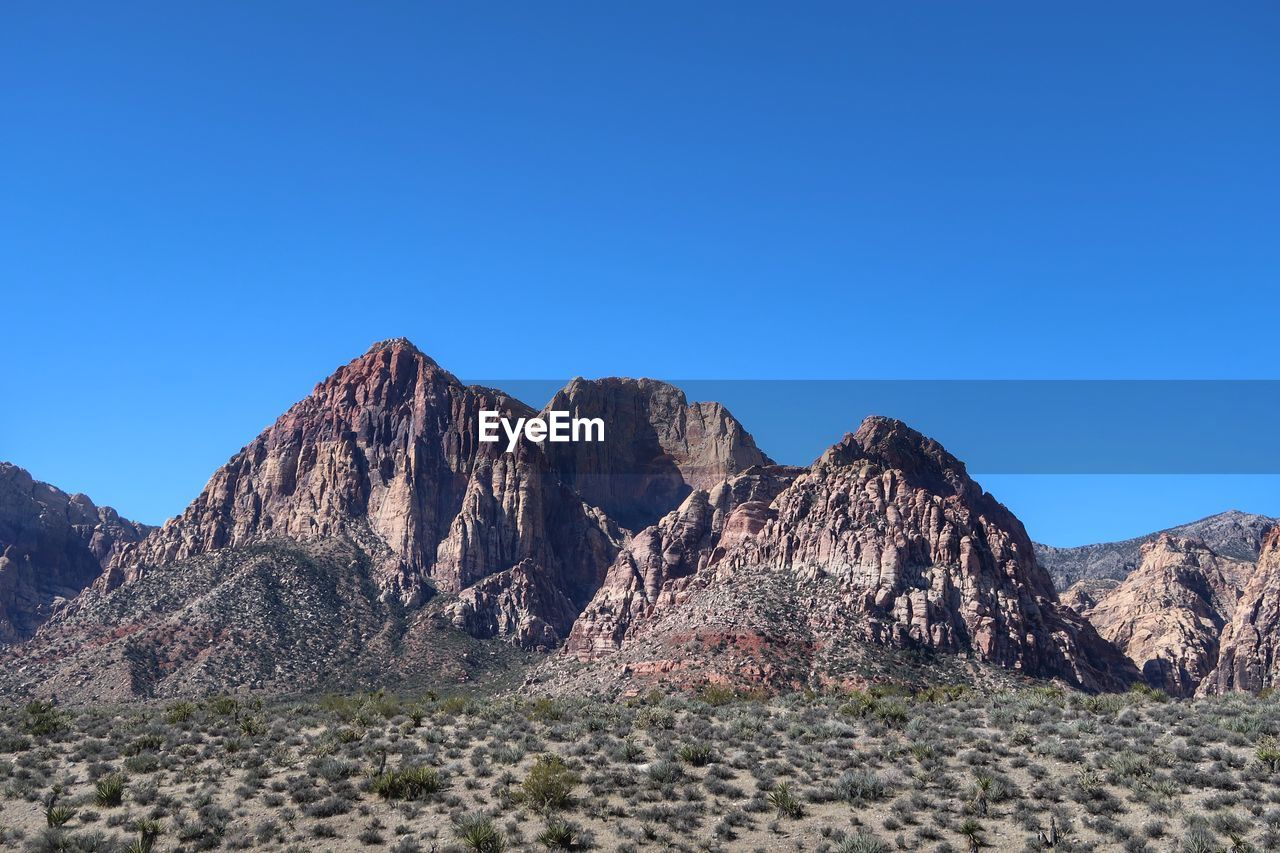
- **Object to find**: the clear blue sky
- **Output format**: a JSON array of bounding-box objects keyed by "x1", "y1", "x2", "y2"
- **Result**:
[{"x1": 2, "y1": 2, "x2": 1277, "y2": 545}]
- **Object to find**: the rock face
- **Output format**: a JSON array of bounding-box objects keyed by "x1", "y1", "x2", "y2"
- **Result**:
[
  {"x1": 1060, "y1": 578, "x2": 1120, "y2": 614},
  {"x1": 1205, "y1": 528, "x2": 1280, "y2": 694},
  {"x1": 0, "y1": 463, "x2": 150, "y2": 642},
  {"x1": 1037, "y1": 510, "x2": 1276, "y2": 591},
  {"x1": 1073, "y1": 535, "x2": 1252, "y2": 697},
  {"x1": 541, "y1": 378, "x2": 772, "y2": 531},
  {"x1": 102, "y1": 339, "x2": 622, "y2": 639},
  {"x1": 561, "y1": 417, "x2": 1136, "y2": 693},
  {"x1": 0, "y1": 340, "x2": 633, "y2": 701},
  {"x1": 0, "y1": 343, "x2": 1165, "y2": 700},
  {"x1": 565, "y1": 465, "x2": 802, "y2": 660}
]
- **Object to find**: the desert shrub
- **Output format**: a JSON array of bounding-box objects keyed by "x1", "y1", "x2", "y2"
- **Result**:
[
  {"x1": 1180, "y1": 828, "x2": 1219, "y2": 853},
  {"x1": 1130, "y1": 683, "x2": 1169, "y2": 703},
  {"x1": 304, "y1": 795, "x2": 352, "y2": 818},
  {"x1": 875, "y1": 699, "x2": 909, "y2": 727},
  {"x1": 438, "y1": 696, "x2": 473, "y2": 716},
  {"x1": 530, "y1": 698, "x2": 566, "y2": 722},
  {"x1": 45, "y1": 803, "x2": 75, "y2": 827},
  {"x1": 917, "y1": 684, "x2": 969, "y2": 703},
  {"x1": 164, "y1": 702, "x2": 195, "y2": 724},
  {"x1": 647, "y1": 760, "x2": 683, "y2": 785},
  {"x1": 454, "y1": 814, "x2": 505, "y2": 853},
  {"x1": 123, "y1": 753, "x2": 160, "y2": 774},
  {"x1": 522, "y1": 754, "x2": 578, "y2": 811},
  {"x1": 837, "y1": 832, "x2": 891, "y2": 853},
  {"x1": 839, "y1": 690, "x2": 876, "y2": 718},
  {"x1": 677, "y1": 744, "x2": 714, "y2": 766},
  {"x1": 836, "y1": 770, "x2": 889, "y2": 803},
  {"x1": 370, "y1": 766, "x2": 446, "y2": 801},
  {"x1": 769, "y1": 782, "x2": 804, "y2": 819},
  {"x1": 310, "y1": 756, "x2": 356, "y2": 782},
  {"x1": 537, "y1": 817, "x2": 580, "y2": 849},
  {"x1": 128, "y1": 818, "x2": 164, "y2": 853},
  {"x1": 493, "y1": 744, "x2": 525, "y2": 765},
  {"x1": 698, "y1": 684, "x2": 737, "y2": 706},
  {"x1": 636, "y1": 707, "x2": 675, "y2": 730},
  {"x1": 1258, "y1": 736, "x2": 1280, "y2": 772},
  {"x1": 94, "y1": 773, "x2": 125, "y2": 807},
  {"x1": 22, "y1": 701, "x2": 67, "y2": 737}
]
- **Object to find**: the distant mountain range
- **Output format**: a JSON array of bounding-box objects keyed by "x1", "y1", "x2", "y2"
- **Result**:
[
  {"x1": 1035, "y1": 510, "x2": 1276, "y2": 590},
  {"x1": 0, "y1": 339, "x2": 1274, "y2": 702}
]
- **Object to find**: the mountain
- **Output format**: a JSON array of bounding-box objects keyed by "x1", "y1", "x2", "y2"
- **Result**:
[
  {"x1": 1, "y1": 342, "x2": 1175, "y2": 701},
  {"x1": 1070, "y1": 535, "x2": 1253, "y2": 697},
  {"x1": 1036, "y1": 510, "x2": 1276, "y2": 591},
  {"x1": 540, "y1": 377, "x2": 772, "y2": 531},
  {"x1": 559, "y1": 417, "x2": 1137, "y2": 694},
  {"x1": 1205, "y1": 527, "x2": 1280, "y2": 693},
  {"x1": 0, "y1": 341, "x2": 774, "y2": 701},
  {"x1": 0, "y1": 463, "x2": 150, "y2": 642}
]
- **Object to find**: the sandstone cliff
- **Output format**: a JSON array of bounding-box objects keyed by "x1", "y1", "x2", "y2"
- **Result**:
[
  {"x1": 2, "y1": 342, "x2": 787, "y2": 700},
  {"x1": 1073, "y1": 535, "x2": 1251, "y2": 697},
  {"x1": 101, "y1": 339, "x2": 623, "y2": 641},
  {"x1": 565, "y1": 465, "x2": 801, "y2": 660},
  {"x1": 540, "y1": 378, "x2": 772, "y2": 530},
  {"x1": 559, "y1": 417, "x2": 1136, "y2": 693},
  {"x1": 1204, "y1": 527, "x2": 1280, "y2": 694},
  {"x1": 0, "y1": 463, "x2": 150, "y2": 642}
]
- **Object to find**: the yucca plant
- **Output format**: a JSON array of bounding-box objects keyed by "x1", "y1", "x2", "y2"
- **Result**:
[
  {"x1": 677, "y1": 744, "x2": 714, "y2": 766},
  {"x1": 43, "y1": 787, "x2": 75, "y2": 828},
  {"x1": 537, "y1": 817, "x2": 579, "y2": 850},
  {"x1": 769, "y1": 782, "x2": 804, "y2": 819},
  {"x1": 127, "y1": 818, "x2": 164, "y2": 853},
  {"x1": 95, "y1": 772, "x2": 126, "y2": 807},
  {"x1": 454, "y1": 813, "x2": 505, "y2": 853},
  {"x1": 370, "y1": 765, "x2": 446, "y2": 800}
]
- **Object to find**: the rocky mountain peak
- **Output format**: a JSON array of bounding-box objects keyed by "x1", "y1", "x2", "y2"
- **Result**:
[
  {"x1": 1037, "y1": 509, "x2": 1277, "y2": 591},
  {"x1": 820, "y1": 416, "x2": 979, "y2": 503},
  {"x1": 364, "y1": 336, "x2": 429, "y2": 358},
  {"x1": 562, "y1": 416, "x2": 1134, "y2": 693}
]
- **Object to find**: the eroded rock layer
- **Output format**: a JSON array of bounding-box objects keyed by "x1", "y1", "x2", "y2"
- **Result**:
[
  {"x1": 1205, "y1": 528, "x2": 1280, "y2": 694},
  {"x1": 1075, "y1": 535, "x2": 1251, "y2": 697},
  {"x1": 0, "y1": 463, "x2": 150, "y2": 642},
  {"x1": 562, "y1": 417, "x2": 1136, "y2": 693},
  {"x1": 541, "y1": 378, "x2": 772, "y2": 531}
]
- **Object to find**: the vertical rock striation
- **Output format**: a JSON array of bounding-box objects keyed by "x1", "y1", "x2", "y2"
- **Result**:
[
  {"x1": 1204, "y1": 527, "x2": 1280, "y2": 694},
  {"x1": 563, "y1": 417, "x2": 1135, "y2": 692},
  {"x1": 1074, "y1": 535, "x2": 1251, "y2": 697},
  {"x1": 541, "y1": 378, "x2": 772, "y2": 531},
  {"x1": 0, "y1": 463, "x2": 150, "y2": 642}
]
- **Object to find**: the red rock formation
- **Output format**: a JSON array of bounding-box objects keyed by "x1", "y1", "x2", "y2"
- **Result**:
[
  {"x1": 1204, "y1": 527, "x2": 1280, "y2": 694},
  {"x1": 560, "y1": 417, "x2": 1136, "y2": 692},
  {"x1": 1076, "y1": 535, "x2": 1251, "y2": 697},
  {"x1": 103, "y1": 339, "x2": 622, "y2": 639},
  {"x1": 0, "y1": 463, "x2": 150, "y2": 642},
  {"x1": 566, "y1": 465, "x2": 801, "y2": 660}
]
